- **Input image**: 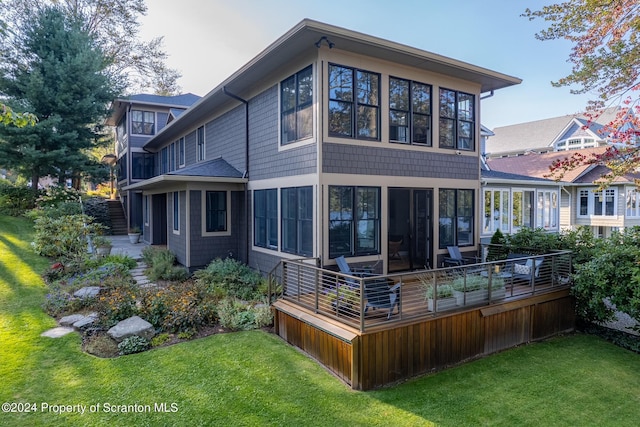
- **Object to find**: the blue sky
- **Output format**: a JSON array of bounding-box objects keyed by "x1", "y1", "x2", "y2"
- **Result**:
[{"x1": 140, "y1": 0, "x2": 593, "y2": 129}]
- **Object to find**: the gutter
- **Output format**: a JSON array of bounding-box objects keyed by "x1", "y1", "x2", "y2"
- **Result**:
[{"x1": 222, "y1": 87, "x2": 250, "y2": 264}]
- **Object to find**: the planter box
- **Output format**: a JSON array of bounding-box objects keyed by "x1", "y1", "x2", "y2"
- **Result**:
[
  {"x1": 128, "y1": 233, "x2": 140, "y2": 244},
  {"x1": 427, "y1": 297, "x2": 457, "y2": 312},
  {"x1": 454, "y1": 287, "x2": 506, "y2": 306}
]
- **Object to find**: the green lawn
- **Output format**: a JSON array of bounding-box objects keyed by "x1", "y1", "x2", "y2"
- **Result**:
[{"x1": 1, "y1": 215, "x2": 639, "y2": 426}]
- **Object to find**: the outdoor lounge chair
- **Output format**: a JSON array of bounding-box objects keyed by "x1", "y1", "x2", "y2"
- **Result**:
[
  {"x1": 443, "y1": 246, "x2": 481, "y2": 267},
  {"x1": 364, "y1": 278, "x2": 400, "y2": 320}
]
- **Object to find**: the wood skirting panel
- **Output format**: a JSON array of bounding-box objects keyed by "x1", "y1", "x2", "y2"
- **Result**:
[{"x1": 274, "y1": 291, "x2": 575, "y2": 390}]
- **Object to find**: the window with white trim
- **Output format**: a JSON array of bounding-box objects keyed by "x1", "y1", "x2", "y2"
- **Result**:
[
  {"x1": 205, "y1": 191, "x2": 227, "y2": 232},
  {"x1": 578, "y1": 188, "x2": 617, "y2": 217},
  {"x1": 537, "y1": 190, "x2": 558, "y2": 229},
  {"x1": 626, "y1": 189, "x2": 640, "y2": 217}
]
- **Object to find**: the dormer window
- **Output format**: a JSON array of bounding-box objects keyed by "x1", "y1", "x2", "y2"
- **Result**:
[{"x1": 131, "y1": 110, "x2": 155, "y2": 135}]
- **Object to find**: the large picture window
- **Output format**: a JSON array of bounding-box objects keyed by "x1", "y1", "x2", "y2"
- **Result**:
[
  {"x1": 328, "y1": 64, "x2": 380, "y2": 140},
  {"x1": 578, "y1": 188, "x2": 616, "y2": 217},
  {"x1": 254, "y1": 189, "x2": 278, "y2": 250},
  {"x1": 329, "y1": 186, "x2": 380, "y2": 258},
  {"x1": 439, "y1": 89, "x2": 475, "y2": 150},
  {"x1": 281, "y1": 66, "x2": 313, "y2": 144},
  {"x1": 282, "y1": 187, "x2": 313, "y2": 256},
  {"x1": 131, "y1": 110, "x2": 155, "y2": 135},
  {"x1": 131, "y1": 153, "x2": 154, "y2": 180},
  {"x1": 389, "y1": 77, "x2": 432, "y2": 145},
  {"x1": 205, "y1": 191, "x2": 227, "y2": 232},
  {"x1": 439, "y1": 189, "x2": 474, "y2": 248}
]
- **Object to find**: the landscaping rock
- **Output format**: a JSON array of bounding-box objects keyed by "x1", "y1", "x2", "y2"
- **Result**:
[
  {"x1": 107, "y1": 316, "x2": 155, "y2": 343},
  {"x1": 59, "y1": 314, "x2": 86, "y2": 327},
  {"x1": 41, "y1": 326, "x2": 75, "y2": 338},
  {"x1": 73, "y1": 286, "x2": 101, "y2": 299},
  {"x1": 73, "y1": 313, "x2": 98, "y2": 330}
]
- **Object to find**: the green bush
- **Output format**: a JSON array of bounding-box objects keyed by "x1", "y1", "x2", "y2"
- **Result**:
[
  {"x1": 0, "y1": 180, "x2": 38, "y2": 216},
  {"x1": 217, "y1": 298, "x2": 273, "y2": 331},
  {"x1": 94, "y1": 278, "x2": 140, "y2": 328},
  {"x1": 84, "y1": 254, "x2": 137, "y2": 270},
  {"x1": 194, "y1": 258, "x2": 265, "y2": 301},
  {"x1": 118, "y1": 336, "x2": 150, "y2": 355},
  {"x1": 141, "y1": 247, "x2": 189, "y2": 282},
  {"x1": 42, "y1": 289, "x2": 83, "y2": 317},
  {"x1": 32, "y1": 214, "x2": 107, "y2": 260},
  {"x1": 150, "y1": 333, "x2": 171, "y2": 347}
]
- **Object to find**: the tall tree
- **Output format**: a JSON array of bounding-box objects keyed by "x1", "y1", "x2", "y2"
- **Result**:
[
  {"x1": 524, "y1": 1, "x2": 640, "y2": 186},
  {"x1": 0, "y1": 0, "x2": 181, "y2": 95},
  {"x1": 0, "y1": 6, "x2": 120, "y2": 190}
]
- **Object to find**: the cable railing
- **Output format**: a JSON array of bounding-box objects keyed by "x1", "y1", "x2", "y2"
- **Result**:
[{"x1": 269, "y1": 250, "x2": 572, "y2": 332}]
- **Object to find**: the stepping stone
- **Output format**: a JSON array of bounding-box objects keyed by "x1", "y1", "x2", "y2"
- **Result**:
[
  {"x1": 135, "y1": 278, "x2": 151, "y2": 285},
  {"x1": 107, "y1": 316, "x2": 155, "y2": 343},
  {"x1": 73, "y1": 313, "x2": 98, "y2": 330},
  {"x1": 41, "y1": 326, "x2": 74, "y2": 338},
  {"x1": 73, "y1": 286, "x2": 101, "y2": 298},
  {"x1": 59, "y1": 314, "x2": 86, "y2": 327},
  {"x1": 131, "y1": 268, "x2": 146, "y2": 275},
  {"x1": 139, "y1": 282, "x2": 157, "y2": 289}
]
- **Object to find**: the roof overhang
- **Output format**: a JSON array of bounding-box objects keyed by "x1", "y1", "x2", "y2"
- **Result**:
[
  {"x1": 122, "y1": 175, "x2": 248, "y2": 192},
  {"x1": 143, "y1": 19, "x2": 522, "y2": 149}
]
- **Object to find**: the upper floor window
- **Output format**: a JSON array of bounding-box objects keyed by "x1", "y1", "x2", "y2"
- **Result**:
[
  {"x1": 439, "y1": 89, "x2": 475, "y2": 150},
  {"x1": 389, "y1": 77, "x2": 432, "y2": 145},
  {"x1": 169, "y1": 142, "x2": 176, "y2": 172},
  {"x1": 281, "y1": 66, "x2": 313, "y2": 145},
  {"x1": 116, "y1": 115, "x2": 127, "y2": 140},
  {"x1": 131, "y1": 110, "x2": 155, "y2": 135},
  {"x1": 439, "y1": 189, "x2": 473, "y2": 248},
  {"x1": 555, "y1": 137, "x2": 597, "y2": 151},
  {"x1": 196, "y1": 126, "x2": 205, "y2": 162},
  {"x1": 178, "y1": 137, "x2": 185, "y2": 167},
  {"x1": 160, "y1": 147, "x2": 168, "y2": 174},
  {"x1": 328, "y1": 64, "x2": 380, "y2": 140},
  {"x1": 578, "y1": 188, "x2": 616, "y2": 217},
  {"x1": 131, "y1": 152, "x2": 154, "y2": 180}
]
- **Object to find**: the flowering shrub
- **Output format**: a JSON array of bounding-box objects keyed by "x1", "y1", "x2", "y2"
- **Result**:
[
  {"x1": 94, "y1": 278, "x2": 140, "y2": 328},
  {"x1": 32, "y1": 214, "x2": 107, "y2": 260}
]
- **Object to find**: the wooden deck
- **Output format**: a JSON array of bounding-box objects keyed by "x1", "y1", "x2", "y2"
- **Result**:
[{"x1": 270, "y1": 252, "x2": 575, "y2": 390}]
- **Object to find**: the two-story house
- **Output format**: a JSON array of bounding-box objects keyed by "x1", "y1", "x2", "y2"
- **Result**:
[
  {"x1": 106, "y1": 93, "x2": 201, "y2": 231},
  {"x1": 108, "y1": 19, "x2": 521, "y2": 273}
]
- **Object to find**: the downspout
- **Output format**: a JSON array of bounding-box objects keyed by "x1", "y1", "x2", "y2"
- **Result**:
[
  {"x1": 223, "y1": 87, "x2": 250, "y2": 263},
  {"x1": 480, "y1": 90, "x2": 495, "y2": 100}
]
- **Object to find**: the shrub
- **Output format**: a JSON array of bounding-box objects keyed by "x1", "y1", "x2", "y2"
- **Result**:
[
  {"x1": 94, "y1": 279, "x2": 140, "y2": 328},
  {"x1": 0, "y1": 180, "x2": 38, "y2": 216},
  {"x1": 141, "y1": 247, "x2": 189, "y2": 282},
  {"x1": 42, "y1": 290, "x2": 83, "y2": 317},
  {"x1": 84, "y1": 254, "x2": 137, "y2": 270},
  {"x1": 194, "y1": 258, "x2": 265, "y2": 301},
  {"x1": 150, "y1": 333, "x2": 171, "y2": 347},
  {"x1": 118, "y1": 336, "x2": 150, "y2": 355},
  {"x1": 506, "y1": 227, "x2": 562, "y2": 254},
  {"x1": 32, "y1": 214, "x2": 107, "y2": 260},
  {"x1": 217, "y1": 298, "x2": 273, "y2": 331},
  {"x1": 82, "y1": 197, "x2": 111, "y2": 231}
]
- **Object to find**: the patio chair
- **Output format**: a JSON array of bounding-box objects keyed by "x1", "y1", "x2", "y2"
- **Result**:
[
  {"x1": 364, "y1": 278, "x2": 401, "y2": 320},
  {"x1": 443, "y1": 246, "x2": 481, "y2": 267},
  {"x1": 335, "y1": 255, "x2": 378, "y2": 277}
]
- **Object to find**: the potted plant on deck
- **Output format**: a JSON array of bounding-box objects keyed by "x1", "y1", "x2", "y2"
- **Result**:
[
  {"x1": 92, "y1": 235, "x2": 112, "y2": 256},
  {"x1": 451, "y1": 274, "x2": 505, "y2": 306},
  {"x1": 419, "y1": 273, "x2": 457, "y2": 312},
  {"x1": 128, "y1": 226, "x2": 141, "y2": 244}
]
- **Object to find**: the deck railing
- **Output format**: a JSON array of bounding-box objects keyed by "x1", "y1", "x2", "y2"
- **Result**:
[{"x1": 269, "y1": 250, "x2": 572, "y2": 332}]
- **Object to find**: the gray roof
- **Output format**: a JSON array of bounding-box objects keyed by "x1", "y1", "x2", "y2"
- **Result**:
[
  {"x1": 486, "y1": 107, "x2": 621, "y2": 156},
  {"x1": 167, "y1": 157, "x2": 243, "y2": 178},
  {"x1": 123, "y1": 93, "x2": 201, "y2": 108},
  {"x1": 481, "y1": 168, "x2": 555, "y2": 183}
]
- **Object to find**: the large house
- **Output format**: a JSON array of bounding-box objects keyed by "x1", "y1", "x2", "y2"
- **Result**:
[
  {"x1": 484, "y1": 109, "x2": 640, "y2": 238},
  {"x1": 107, "y1": 19, "x2": 522, "y2": 273}
]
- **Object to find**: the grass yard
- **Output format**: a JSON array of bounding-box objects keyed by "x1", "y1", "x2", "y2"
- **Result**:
[{"x1": 1, "y1": 215, "x2": 639, "y2": 426}]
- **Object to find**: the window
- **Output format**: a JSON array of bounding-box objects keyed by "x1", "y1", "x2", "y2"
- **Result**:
[
  {"x1": 281, "y1": 66, "x2": 313, "y2": 144},
  {"x1": 116, "y1": 114, "x2": 127, "y2": 140},
  {"x1": 439, "y1": 89, "x2": 475, "y2": 150},
  {"x1": 328, "y1": 64, "x2": 380, "y2": 140},
  {"x1": 389, "y1": 77, "x2": 432, "y2": 145},
  {"x1": 254, "y1": 189, "x2": 278, "y2": 249},
  {"x1": 131, "y1": 153, "x2": 154, "y2": 179},
  {"x1": 169, "y1": 142, "x2": 175, "y2": 172},
  {"x1": 282, "y1": 187, "x2": 313, "y2": 256},
  {"x1": 537, "y1": 190, "x2": 558, "y2": 229},
  {"x1": 439, "y1": 189, "x2": 474, "y2": 248},
  {"x1": 329, "y1": 186, "x2": 380, "y2": 258},
  {"x1": 626, "y1": 189, "x2": 640, "y2": 217},
  {"x1": 131, "y1": 110, "x2": 155, "y2": 135},
  {"x1": 160, "y1": 147, "x2": 168, "y2": 174},
  {"x1": 578, "y1": 188, "x2": 617, "y2": 217},
  {"x1": 144, "y1": 195, "x2": 149, "y2": 225},
  {"x1": 512, "y1": 190, "x2": 534, "y2": 231},
  {"x1": 483, "y1": 189, "x2": 510, "y2": 234},
  {"x1": 197, "y1": 126, "x2": 205, "y2": 162},
  {"x1": 116, "y1": 153, "x2": 127, "y2": 180},
  {"x1": 173, "y1": 192, "x2": 180, "y2": 232},
  {"x1": 205, "y1": 191, "x2": 227, "y2": 232},
  {"x1": 178, "y1": 137, "x2": 185, "y2": 167}
]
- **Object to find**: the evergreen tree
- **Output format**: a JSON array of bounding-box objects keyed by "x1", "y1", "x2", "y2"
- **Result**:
[{"x1": 0, "y1": 6, "x2": 121, "y2": 189}]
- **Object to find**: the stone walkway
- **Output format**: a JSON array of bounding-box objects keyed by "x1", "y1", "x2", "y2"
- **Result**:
[{"x1": 41, "y1": 246, "x2": 155, "y2": 338}]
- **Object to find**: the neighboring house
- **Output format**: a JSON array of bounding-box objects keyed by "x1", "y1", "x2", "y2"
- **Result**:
[
  {"x1": 487, "y1": 148, "x2": 640, "y2": 238},
  {"x1": 485, "y1": 107, "x2": 625, "y2": 158},
  {"x1": 106, "y1": 93, "x2": 202, "y2": 230},
  {"x1": 107, "y1": 19, "x2": 521, "y2": 273}
]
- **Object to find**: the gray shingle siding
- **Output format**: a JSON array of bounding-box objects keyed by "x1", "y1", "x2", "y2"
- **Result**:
[
  {"x1": 129, "y1": 135, "x2": 150, "y2": 149},
  {"x1": 248, "y1": 86, "x2": 317, "y2": 180},
  {"x1": 248, "y1": 249, "x2": 283, "y2": 276},
  {"x1": 184, "y1": 130, "x2": 196, "y2": 166},
  {"x1": 188, "y1": 190, "x2": 246, "y2": 268},
  {"x1": 323, "y1": 143, "x2": 478, "y2": 180},
  {"x1": 157, "y1": 112, "x2": 169, "y2": 133},
  {"x1": 168, "y1": 191, "x2": 187, "y2": 265},
  {"x1": 204, "y1": 106, "x2": 246, "y2": 173}
]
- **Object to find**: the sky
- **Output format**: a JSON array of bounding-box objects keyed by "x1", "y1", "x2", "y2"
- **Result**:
[{"x1": 138, "y1": 0, "x2": 594, "y2": 130}]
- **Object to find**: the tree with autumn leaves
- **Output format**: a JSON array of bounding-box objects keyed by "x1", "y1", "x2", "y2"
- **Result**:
[{"x1": 524, "y1": 0, "x2": 640, "y2": 187}]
